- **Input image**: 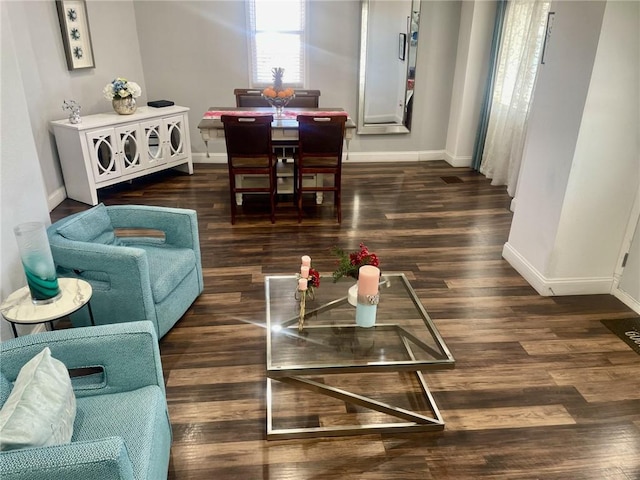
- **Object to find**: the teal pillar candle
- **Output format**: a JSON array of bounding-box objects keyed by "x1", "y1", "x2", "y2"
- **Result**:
[
  {"x1": 356, "y1": 301, "x2": 377, "y2": 328},
  {"x1": 14, "y1": 222, "x2": 61, "y2": 304}
]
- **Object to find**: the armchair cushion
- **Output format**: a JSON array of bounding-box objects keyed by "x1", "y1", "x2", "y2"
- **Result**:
[
  {"x1": 134, "y1": 244, "x2": 197, "y2": 303},
  {"x1": 72, "y1": 385, "x2": 169, "y2": 480},
  {"x1": 56, "y1": 203, "x2": 120, "y2": 246},
  {"x1": 0, "y1": 347, "x2": 76, "y2": 451}
]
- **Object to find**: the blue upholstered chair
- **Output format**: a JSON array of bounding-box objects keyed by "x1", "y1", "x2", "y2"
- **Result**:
[
  {"x1": 0, "y1": 321, "x2": 172, "y2": 480},
  {"x1": 47, "y1": 204, "x2": 203, "y2": 338}
]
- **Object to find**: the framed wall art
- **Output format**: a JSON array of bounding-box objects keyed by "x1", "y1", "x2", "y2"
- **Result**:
[{"x1": 56, "y1": 0, "x2": 95, "y2": 70}]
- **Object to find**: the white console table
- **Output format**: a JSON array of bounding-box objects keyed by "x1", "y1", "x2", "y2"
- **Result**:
[{"x1": 51, "y1": 106, "x2": 193, "y2": 206}]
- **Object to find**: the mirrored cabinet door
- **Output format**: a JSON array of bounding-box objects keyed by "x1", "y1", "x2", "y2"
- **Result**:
[
  {"x1": 88, "y1": 128, "x2": 120, "y2": 180},
  {"x1": 142, "y1": 121, "x2": 165, "y2": 166},
  {"x1": 117, "y1": 125, "x2": 144, "y2": 173},
  {"x1": 166, "y1": 116, "x2": 186, "y2": 159}
]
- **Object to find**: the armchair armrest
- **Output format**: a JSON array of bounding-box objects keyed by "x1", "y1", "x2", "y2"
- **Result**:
[
  {"x1": 106, "y1": 205, "x2": 200, "y2": 251},
  {"x1": 0, "y1": 322, "x2": 165, "y2": 397},
  {"x1": 0, "y1": 437, "x2": 134, "y2": 480}
]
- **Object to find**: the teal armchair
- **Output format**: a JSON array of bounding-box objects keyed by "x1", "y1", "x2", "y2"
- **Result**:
[
  {"x1": 47, "y1": 204, "x2": 204, "y2": 338},
  {"x1": 0, "y1": 321, "x2": 172, "y2": 480}
]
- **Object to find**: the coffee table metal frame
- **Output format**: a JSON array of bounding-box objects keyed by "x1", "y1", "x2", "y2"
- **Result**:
[{"x1": 265, "y1": 273, "x2": 455, "y2": 439}]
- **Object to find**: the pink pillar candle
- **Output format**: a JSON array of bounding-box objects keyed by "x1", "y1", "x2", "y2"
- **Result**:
[
  {"x1": 357, "y1": 265, "x2": 380, "y2": 295},
  {"x1": 301, "y1": 255, "x2": 311, "y2": 267},
  {"x1": 300, "y1": 265, "x2": 310, "y2": 278},
  {"x1": 298, "y1": 278, "x2": 308, "y2": 291}
]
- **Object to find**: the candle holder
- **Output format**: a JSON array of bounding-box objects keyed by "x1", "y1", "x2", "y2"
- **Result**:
[
  {"x1": 13, "y1": 222, "x2": 61, "y2": 304},
  {"x1": 298, "y1": 288, "x2": 306, "y2": 332}
]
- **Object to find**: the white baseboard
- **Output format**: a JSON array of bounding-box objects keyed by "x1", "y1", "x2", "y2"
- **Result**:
[
  {"x1": 48, "y1": 186, "x2": 67, "y2": 211},
  {"x1": 344, "y1": 150, "x2": 444, "y2": 163},
  {"x1": 612, "y1": 287, "x2": 640, "y2": 314},
  {"x1": 191, "y1": 150, "x2": 447, "y2": 164},
  {"x1": 502, "y1": 242, "x2": 614, "y2": 296},
  {"x1": 443, "y1": 151, "x2": 472, "y2": 168},
  {"x1": 192, "y1": 152, "x2": 226, "y2": 164},
  {"x1": 419, "y1": 150, "x2": 447, "y2": 162}
]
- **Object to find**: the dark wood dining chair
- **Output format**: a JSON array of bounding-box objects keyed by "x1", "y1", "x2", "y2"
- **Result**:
[
  {"x1": 234, "y1": 89, "x2": 321, "y2": 108},
  {"x1": 295, "y1": 115, "x2": 347, "y2": 223},
  {"x1": 233, "y1": 89, "x2": 323, "y2": 178},
  {"x1": 221, "y1": 115, "x2": 276, "y2": 224}
]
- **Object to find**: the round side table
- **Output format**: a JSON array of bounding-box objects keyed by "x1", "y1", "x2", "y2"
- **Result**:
[{"x1": 1, "y1": 278, "x2": 94, "y2": 337}]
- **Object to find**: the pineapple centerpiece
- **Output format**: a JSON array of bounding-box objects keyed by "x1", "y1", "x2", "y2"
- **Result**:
[{"x1": 262, "y1": 67, "x2": 295, "y2": 117}]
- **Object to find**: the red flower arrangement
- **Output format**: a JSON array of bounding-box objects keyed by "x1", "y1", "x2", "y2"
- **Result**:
[
  {"x1": 307, "y1": 268, "x2": 320, "y2": 289},
  {"x1": 331, "y1": 243, "x2": 380, "y2": 281}
]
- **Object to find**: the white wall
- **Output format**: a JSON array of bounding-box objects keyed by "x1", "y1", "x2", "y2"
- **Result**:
[
  {"x1": 1, "y1": 3, "x2": 53, "y2": 340},
  {"x1": 133, "y1": 0, "x2": 461, "y2": 158},
  {"x1": 4, "y1": 0, "x2": 147, "y2": 208},
  {"x1": 551, "y1": 0, "x2": 639, "y2": 279},
  {"x1": 445, "y1": 0, "x2": 496, "y2": 167},
  {"x1": 504, "y1": 0, "x2": 639, "y2": 299}
]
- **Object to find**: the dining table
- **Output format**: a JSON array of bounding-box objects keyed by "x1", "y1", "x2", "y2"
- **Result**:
[
  {"x1": 196, "y1": 106, "x2": 356, "y2": 158},
  {"x1": 197, "y1": 107, "x2": 356, "y2": 206}
]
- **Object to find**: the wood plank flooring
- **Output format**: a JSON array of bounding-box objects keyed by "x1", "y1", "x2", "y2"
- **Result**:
[{"x1": 50, "y1": 162, "x2": 640, "y2": 480}]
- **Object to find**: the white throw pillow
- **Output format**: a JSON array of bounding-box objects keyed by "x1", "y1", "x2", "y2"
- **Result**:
[{"x1": 0, "y1": 347, "x2": 76, "y2": 451}]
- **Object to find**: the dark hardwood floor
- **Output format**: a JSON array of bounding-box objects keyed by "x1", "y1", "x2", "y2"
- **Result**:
[{"x1": 50, "y1": 162, "x2": 640, "y2": 480}]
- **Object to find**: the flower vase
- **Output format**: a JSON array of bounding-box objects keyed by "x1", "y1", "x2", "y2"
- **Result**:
[
  {"x1": 112, "y1": 96, "x2": 137, "y2": 115},
  {"x1": 14, "y1": 222, "x2": 61, "y2": 304}
]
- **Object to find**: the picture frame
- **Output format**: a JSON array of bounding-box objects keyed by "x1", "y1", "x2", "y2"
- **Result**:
[
  {"x1": 56, "y1": 0, "x2": 95, "y2": 70},
  {"x1": 398, "y1": 33, "x2": 406, "y2": 61}
]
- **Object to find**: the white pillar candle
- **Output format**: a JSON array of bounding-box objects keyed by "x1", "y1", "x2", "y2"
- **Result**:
[
  {"x1": 298, "y1": 278, "x2": 308, "y2": 291},
  {"x1": 300, "y1": 265, "x2": 310, "y2": 278},
  {"x1": 301, "y1": 255, "x2": 311, "y2": 267}
]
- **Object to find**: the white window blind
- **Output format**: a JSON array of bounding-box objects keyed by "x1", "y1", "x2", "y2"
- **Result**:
[{"x1": 248, "y1": 0, "x2": 306, "y2": 88}]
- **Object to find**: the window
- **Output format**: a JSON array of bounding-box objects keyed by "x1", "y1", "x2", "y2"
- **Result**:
[{"x1": 248, "y1": 0, "x2": 306, "y2": 88}]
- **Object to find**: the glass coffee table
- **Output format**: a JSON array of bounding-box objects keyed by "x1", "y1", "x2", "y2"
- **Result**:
[{"x1": 265, "y1": 273, "x2": 455, "y2": 439}]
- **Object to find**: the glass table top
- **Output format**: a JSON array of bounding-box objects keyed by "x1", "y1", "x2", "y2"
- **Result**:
[{"x1": 265, "y1": 273, "x2": 455, "y2": 376}]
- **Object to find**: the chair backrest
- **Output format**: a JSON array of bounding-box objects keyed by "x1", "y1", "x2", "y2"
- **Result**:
[
  {"x1": 234, "y1": 89, "x2": 321, "y2": 108},
  {"x1": 297, "y1": 115, "x2": 347, "y2": 161},
  {"x1": 221, "y1": 115, "x2": 275, "y2": 166}
]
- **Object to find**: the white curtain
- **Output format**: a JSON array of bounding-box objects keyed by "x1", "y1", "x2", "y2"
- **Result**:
[{"x1": 480, "y1": 0, "x2": 550, "y2": 197}]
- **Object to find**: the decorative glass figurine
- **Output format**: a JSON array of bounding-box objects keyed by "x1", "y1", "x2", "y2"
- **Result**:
[{"x1": 62, "y1": 99, "x2": 81, "y2": 124}]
